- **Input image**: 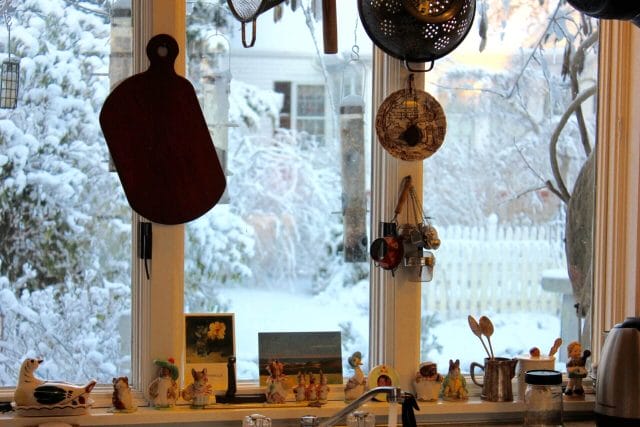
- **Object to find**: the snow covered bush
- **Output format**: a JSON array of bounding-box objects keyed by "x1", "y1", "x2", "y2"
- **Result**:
[
  {"x1": 185, "y1": 204, "x2": 256, "y2": 312},
  {"x1": 0, "y1": 0, "x2": 131, "y2": 385}
]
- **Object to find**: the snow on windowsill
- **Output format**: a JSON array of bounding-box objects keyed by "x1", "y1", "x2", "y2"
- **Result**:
[{"x1": 0, "y1": 395, "x2": 595, "y2": 427}]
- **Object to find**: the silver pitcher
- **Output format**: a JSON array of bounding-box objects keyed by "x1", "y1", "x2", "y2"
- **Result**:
[{"x1": 470, "y1": 357, "x2": 518, "y2": 402}]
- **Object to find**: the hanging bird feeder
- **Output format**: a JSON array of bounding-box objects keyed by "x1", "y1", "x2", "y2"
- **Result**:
[
  {"x1": 340, "y1": 43, "x2": 368, "y2": 262},
  {"x1": 0, "y1": 56, "x2": 19, "y2": 109},
  {"x1": 0, "y1": 7, "x2": 19, "y2": 109},
  {"x1": 198, "y1": 32, "x2": 233, "y2": 203}
]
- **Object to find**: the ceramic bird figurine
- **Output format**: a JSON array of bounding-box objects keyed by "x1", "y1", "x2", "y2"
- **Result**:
[
  {"x1": 344, "y1": 351, "x2": 366, "y2": 401},
  {"x1": 14, "y1": 358, "x2": 97, "y2": 407}
]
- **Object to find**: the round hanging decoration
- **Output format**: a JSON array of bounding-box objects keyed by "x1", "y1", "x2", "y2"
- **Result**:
[{"x1": 375, "y1": 77, "x2": 446, "y2": 161}]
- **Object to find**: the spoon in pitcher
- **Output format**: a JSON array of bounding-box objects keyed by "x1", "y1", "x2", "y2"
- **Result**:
[
  {"x1": 548, "y1": 337, "x2": 563, "y2": 357},
  {"x1": 468, "y1": 315, "x2": 491, "y2": 359},
  {"x1": 479, "y1": 315, "x2": 495, "y2": 359}
]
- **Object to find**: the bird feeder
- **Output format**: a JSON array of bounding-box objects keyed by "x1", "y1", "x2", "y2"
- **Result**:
[
  {"x1": 0, "y1": 9, "x2": 18, "y2": 110},
  {"x1": 339, "y1": 48, "x2": 368, "y2": 262},
  {"x1": 0, "y1": 56, "x2": 19, "y2": 109},
  {"x1": 198, "y1": 33, "x2": 232, "y2": 203}
]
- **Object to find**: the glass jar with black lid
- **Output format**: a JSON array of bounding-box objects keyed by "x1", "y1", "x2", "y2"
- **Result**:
[{"x1": 524, "y1": 369, "x2": 563, "y2": 426}]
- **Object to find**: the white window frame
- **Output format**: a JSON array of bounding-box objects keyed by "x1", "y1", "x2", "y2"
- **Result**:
[
  {"x1": 592, "y1": 20, "x2": 640, "y2": 357},
  {"x1": 1, "y1": 3, "x2": 639, "y2": 423}
]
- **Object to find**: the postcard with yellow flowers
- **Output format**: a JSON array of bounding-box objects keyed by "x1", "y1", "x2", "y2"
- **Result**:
[{"x1": 185, "y1": 313, "x2": 235, "y2": 390}]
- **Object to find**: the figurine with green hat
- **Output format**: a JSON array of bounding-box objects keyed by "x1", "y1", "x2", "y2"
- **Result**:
[{"x1": 147, "y1": 357, "x2": 179, "y2": 408}]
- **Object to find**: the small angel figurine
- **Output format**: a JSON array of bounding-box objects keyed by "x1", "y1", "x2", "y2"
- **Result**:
[
  {"x1": 265, "y1": 359, "x2": 288, "y2": 404},
  {"x1": 440, "y1": 359, "x2": 468, "y2": 401},
  {"x1": 344, "y1": 351, "x2": 366, "y2": 401},
  {"x1": 293, "y1": 371, "x2": 307, "y2": 402},
  {"x1": 147, "y1": 358, "x2": 179, "y2": 408},
  {"x1": 413, "y1": 362, "x2": 443, "y2": 402},
  {"x1": 182, "y1": 367, "x2": 214, "y2": 408},
  {"x1": 565, "y1": 341, "x2": 591, "y2": 397}
]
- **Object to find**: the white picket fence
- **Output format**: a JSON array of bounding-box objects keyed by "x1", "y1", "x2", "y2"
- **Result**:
[{"x1": 422, "y1": 217, "x2": 566, "y2": 319}]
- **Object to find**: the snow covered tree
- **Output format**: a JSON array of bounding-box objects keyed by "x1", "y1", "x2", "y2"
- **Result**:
[
  {"x1": 0, "y1": 0, "x2": 130, "y2": 384},
  {"x1": 424, "y1": 0, "x2": 597, "y2": 227}
]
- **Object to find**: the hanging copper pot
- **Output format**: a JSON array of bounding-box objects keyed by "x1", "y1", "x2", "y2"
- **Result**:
[{"x1": 370, "y1": 222, "x2": 404, "y2": 270}]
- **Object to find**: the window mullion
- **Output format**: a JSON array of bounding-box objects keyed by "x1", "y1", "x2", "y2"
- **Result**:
[
  {"x1": 370, "y1": 48, "x2": 423, "y2": 392},
  {"x1": 132, "y1": 0, "x2": 187, "y2": 395},
  {"x1": 593, "y1": 19, "x2": 640, "y2": 360}
]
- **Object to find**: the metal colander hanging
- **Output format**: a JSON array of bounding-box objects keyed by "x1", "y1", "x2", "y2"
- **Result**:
[
  {"x1": 227, "y1": 0, "x2": 286, "y2": 47},
  {"x1": 358, "y1": 0, "x2": 476, "y2": 69}
]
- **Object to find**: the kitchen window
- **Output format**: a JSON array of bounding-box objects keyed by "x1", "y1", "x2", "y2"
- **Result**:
[{"x1": 1, "y1": 1, "x2": 638, "y2": 420}]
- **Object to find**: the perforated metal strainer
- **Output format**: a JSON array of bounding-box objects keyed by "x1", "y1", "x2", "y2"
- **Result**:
[
  {"x1": 227, "y1": 0, "x2": 286, "y2": 47},
  {"x1": 358, "y1": 0, "x2": 475, "y2": 70}
]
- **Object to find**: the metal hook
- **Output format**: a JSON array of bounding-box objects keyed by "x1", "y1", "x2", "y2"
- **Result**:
[
  {"x1": 351, "y1": 44, "x2": 360, "y2": 61},
  {"x1": 404, "y1": 59, "x2": 435, "y2": 73}
]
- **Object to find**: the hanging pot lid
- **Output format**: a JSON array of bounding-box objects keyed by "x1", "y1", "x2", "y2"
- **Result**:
[
  {"x1": 375, "y1": 80, "x2": 446, "y2": 161},
  {"x1": 358, "y1": 0, "x2": 476, "y2": 65}
]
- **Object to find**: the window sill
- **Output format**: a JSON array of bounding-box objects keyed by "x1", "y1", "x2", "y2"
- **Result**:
[{"x1": 0, "y1": 395, "x2": 595, "y2": 427}]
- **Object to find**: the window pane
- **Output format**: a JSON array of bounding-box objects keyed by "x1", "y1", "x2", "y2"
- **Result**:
[
  {"x1": 185, "y1": 1, "x2": 372, "y2": 381},
  {"x1": 0, "y1": 0, "x2": 132, "y2": 385},
  {"x1": 420, "y1": 2, "x2": 597, "y2": 372},
  {"x1": 297, "y1": 84, "x2": 325, "y2": 116}
]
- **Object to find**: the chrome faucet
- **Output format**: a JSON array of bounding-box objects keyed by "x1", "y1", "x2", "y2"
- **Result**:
[{"x1": 317, "y1": 386, "x2": 405, "y2": 427}]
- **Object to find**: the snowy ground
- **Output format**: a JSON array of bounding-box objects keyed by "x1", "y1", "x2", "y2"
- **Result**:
[{"x1": 218, "y1": 287, "x2": 562, "y2": 380}]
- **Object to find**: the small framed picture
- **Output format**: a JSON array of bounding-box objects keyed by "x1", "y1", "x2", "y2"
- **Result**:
[
  {"x1": 258, "y1": 331, "x2": 343, "y2": 386},
  {"x1": 185, "y1": 313, "x2": 235, "y2": 390}
]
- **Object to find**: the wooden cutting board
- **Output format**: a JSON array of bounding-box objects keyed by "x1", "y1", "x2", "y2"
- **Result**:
[{"x1": 100, "y1": 34, "x2": 226, "y2": 225}]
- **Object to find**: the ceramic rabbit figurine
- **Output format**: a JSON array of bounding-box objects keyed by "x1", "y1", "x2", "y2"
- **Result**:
[
  {"x1": 441, "y1": 359, "x2": 468, "y2": 401},
  {"x1": 317, "y1": 371, "x2": 330, "y2": 402},
  {"x1": 293, "y1": 371, "x2": 307, "y2": 402},
  {"x1": 265, "y1": 359, "x2": 288, "y2": 403},
  {"x1": 182, "y1": 367, "x2": 214, "y2": 408}
]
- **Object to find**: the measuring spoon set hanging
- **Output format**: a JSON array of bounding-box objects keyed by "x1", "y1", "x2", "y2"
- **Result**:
[{"x1": 369, "y1": 176, "x2": 440, "y2": 282}]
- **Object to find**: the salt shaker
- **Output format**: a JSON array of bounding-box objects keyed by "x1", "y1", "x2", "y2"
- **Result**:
[
  {"x1": 244, "y1": 414, "x2": 272, "y2": 427},
  {"x1": 346, "y1": 411, "x2": 376, "y2": 427},
  {"x1": 524, "y1": 370, "x2": 563, "y2": 426},
  {"x1": 300, "y1": 415, "x2": 319, "y2": 427}
]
